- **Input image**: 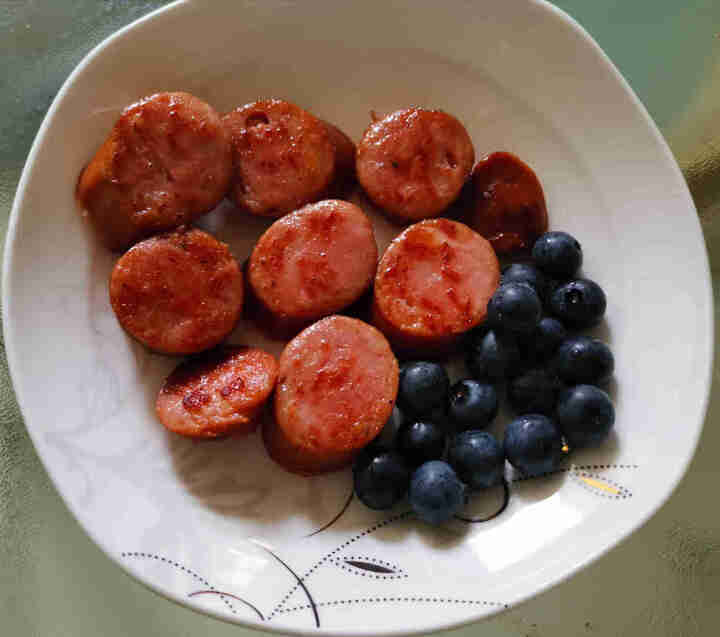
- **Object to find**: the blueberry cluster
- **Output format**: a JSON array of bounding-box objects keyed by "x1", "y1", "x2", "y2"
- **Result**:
[{"x1": 354, "y1": 231, "x2": 616, "y2": 525}]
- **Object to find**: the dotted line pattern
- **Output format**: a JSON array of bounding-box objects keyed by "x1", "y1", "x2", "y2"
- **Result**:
[
  {"x1": 330, "y1": 555, "x2": 407, "y2": 580},
  {"x1": 121, "y1": 552, "x2": 237, "y2": 616},
  {"x1": 267, "y1": 511, "x2": 413, "y2": 621},
  {"x1": 276, "y1": 596, "x2": 508, "y2": 616},
  {"x1": 571, "y1": 472, "x2": 632, "y2": 499},
  {"x1": 510, "y1": 467, "x2": 571, "y2": 483},
  {"x1": 576, "y1": 464, "x2": 640, "y2": 470},
  {"x1": 122, "y1": 464, "x2": 637, "y2": 624},
  {"x1": 511, "y1": 463, "x2": 639, "y2": 484}
]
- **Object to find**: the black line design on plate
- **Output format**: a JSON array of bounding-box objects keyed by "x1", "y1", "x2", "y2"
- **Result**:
[
  {"x1": 344, "y1": 559, "x2": 396, "y2": 574},
  {"x1": 305, "y1": 488, "x2": 354, "y2": 538},
  {"x1": 267, "y1": 510, "x2": 414, "y2": 621},
  {"x1": 330, "y1": 555, "x2": 407, "y2": 579},
  {"x1": 256, "y1": 544, "x2": 320, "y2": 627},
  {"x1": 123, "y1": 464, "x2": 638, "y2": 627},
  {"x1": 188, "y1": 590, "x2": 265, "y2": 620},
  {"x1": 455, "y1": 478, "x2": 510, "y2": 523}
]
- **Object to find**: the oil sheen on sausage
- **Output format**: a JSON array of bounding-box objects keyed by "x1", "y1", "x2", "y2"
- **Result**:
[
  {"x1": 356, "y1": 108, "x2": 474, "y2": 222},
  {"x1": 372, "y1": 218, "x2": 500, "y2": 354},
  {"x1": 465, "y1": 151, "x2": 548, "y2": 254},
  {"x1": 223, "y1": 99, "x2": 335, "y2": 217},
  {"x1": 266, "y1": 316, "x2": 399, "y2": 475},
  {"x1": 109, "y1": 227, "x2": 243, "y2": 355},
  {"x1": 156, "y1": 346, "x2": 278, "y2": 439},
  {"x1": 247, "y1": 200, "x2": 377, "y2": 333},
  {"x1": 77, "y1": 92, "x2": 232, "y2": 251}
]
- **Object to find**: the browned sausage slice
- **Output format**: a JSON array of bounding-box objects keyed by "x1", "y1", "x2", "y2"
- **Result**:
[
  {"x1": 157, "y1": 346, "x2": 278, "y2": 439},
  {"x1": 247, "y1": 200, "x2": 377, "y2": 332},
  {"x1": 356, "y1": 108, "x2": 474, "y2": 222},
  {"x1": 266, "y1": 316, "x2": 399, "y2": 475},
  {"x1": 262, "y1": 417, "x2": 357, "y2": 476},
  {"x1": 109, "y1": 227, "x2": 243, "y2": 355},
  {"x1": 223, "y1": 99, "x2": 335, "y2": 217},
  {"x1": 465, "y1": 151, "x2": 548, "y2": 255},
  {"x1": 372, "y1": 218, "x2": 500, "y2": 354},
  {"x1": 77, "y1": 92, "x2": 232, "y2": 251}
]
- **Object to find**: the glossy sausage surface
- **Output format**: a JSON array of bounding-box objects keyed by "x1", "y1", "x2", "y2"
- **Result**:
[
  {"x1": 267, "y1": 316, "x2": 398, "y2": 475},
  {"x1": 248, "y1": 200, "x2": 377, "y2": 331},
  {"x1": 357, "y1": 108, "x2": 474, "y2": 222},
  {"x1": 157, "y1": 346, "x2": 278, "y2": 439},
  {"x1": 109, "y1": 227, "x2": 243, "y2": 355},
  {"x1": 223, "y1": 99, "x2": 335, "y2": 217},
  {"x1": 372, "y1": 218, "x2": 500, "y2": 354},
  {"x1": 77, "y1": 92, "x2": 232, "y2": 251},
  {"x1": 465, "y1": 151, "x2": 548, "y2": 254}
]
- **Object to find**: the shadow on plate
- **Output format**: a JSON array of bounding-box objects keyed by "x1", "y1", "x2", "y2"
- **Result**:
[{"x1": 164, "y1": 422, "x2": 364, "y2": 535}]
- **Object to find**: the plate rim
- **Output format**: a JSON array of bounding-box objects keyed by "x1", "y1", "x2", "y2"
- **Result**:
[{"x1": 2, "y1": 0, "x2": 714, "y2": 635}]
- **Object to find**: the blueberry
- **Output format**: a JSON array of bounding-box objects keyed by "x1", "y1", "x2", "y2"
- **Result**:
[
  {"x1": 354, "y1": 451, "x2": 411, "y2": 510},
  {"x1": 464, "y1": 322, "x2": 490, "y2": 344},
  {"x1": 447, "y1": 431, "x2": 504, "y2": 489},
  {"x1": 554, "y1": 337, "x2": 614, "y2": 385},
  {"x1": 543, "y1": 278, "x2": 562, "y2": 304},
  {"x1": 397, "y1": 421, "x2": 446, "y2": 466},
  {"x1": 525, "y1": 317, "x2": 567, "y2": 360},
  {"x1": 447, "y1": 379, "x2": 498, "y2": 430},
  {"x1": 466, "y1": 329, "x2": 521, "y2": 381},
  {"x1": 504, "y1": 414, "x2": 568, "y2": 476},
  {"x1": 364, "y1": 405, "x2": 405, "y2": 453},
  {"x1": 548, "y1": 279, "x2": 606, "y2": 328},
  {"x1": 487, "y1": 282, "x2": 542, "y2": 333},
  {"x1": 508, "y1": 368, "x2": 562, "y2": 415},
  {"x1": 409, "y1": 461, "x2": 467, "y2": 524},
  {"x1": 398, "y1": 362, "x2": 449, "y2": 417},
  {"x1": 501, "y1": 263, "x2": 548, "y2": 299},
  {"x1": 532, "y1": 231, "x2": 582, "y2": 279},
  {"x1": 556, "y1": 385, "x2": 615, "y2": 448}
]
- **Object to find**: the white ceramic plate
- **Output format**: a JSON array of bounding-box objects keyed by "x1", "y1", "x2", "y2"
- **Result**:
[{"x1": 3, "y1": 0, "x2": 712, "y2": 635}]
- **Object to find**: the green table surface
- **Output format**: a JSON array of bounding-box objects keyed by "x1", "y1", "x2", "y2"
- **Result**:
[{"x1": 2, "y1": 2, "x2": 720, "y2": 635}]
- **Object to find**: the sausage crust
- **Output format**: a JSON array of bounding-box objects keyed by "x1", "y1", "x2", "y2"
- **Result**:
[
  {"x1": 157, "y1": 346, "x2": 278, "y2": 439},
  {"x1": 357, "y1": 108, "x2": 474, "y2": 222},
  {"x1": 223, "y1": 99, "x2": 335, "y2": 217},
  {"x1": 77, "y1": 92, "x2": 232, "y2": 251},
  {"x1": 372, "y1": 218, "x2": 499, "y2": 354},
  {"x1": 247, "y1": 200, "x2": 378, "y2": 329},
  {"x1": 267, "y1": 316, "x2": 399, "y2": 475},
  {"x1": 465, "y1": 151, "x2": 548, "y2": 254},
  {"x1": 109, "y1": 227, "x2": 243, "y2": 355}
]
